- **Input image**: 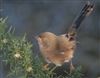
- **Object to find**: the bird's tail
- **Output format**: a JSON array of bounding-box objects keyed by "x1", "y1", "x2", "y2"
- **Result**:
[{"x1": 67, "y1": 1, "x2": 95, "y2": 36}]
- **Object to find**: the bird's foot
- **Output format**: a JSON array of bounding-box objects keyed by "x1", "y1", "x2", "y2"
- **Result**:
[
  {"x1": 69, "y1": 61, "x2": 75, "y2": 74},
  {"x1": 43, "y1": 64, "x2": 49, "y2": 70},
  {"x1": 70, "y1": 64, "x2": 75, "y2": 74}
]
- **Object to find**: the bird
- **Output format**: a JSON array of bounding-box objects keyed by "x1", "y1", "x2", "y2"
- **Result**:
[
  {"x1": 36, "y1": 32, "x2": 76, "y2": 72},
  {"x1": 35, "y1": 1, "x2": 94, "y2": 73}
]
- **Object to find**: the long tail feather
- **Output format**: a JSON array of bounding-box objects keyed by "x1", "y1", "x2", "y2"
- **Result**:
[{"x1": 68, "y1": 1, "x2": 95, "y2": 36}]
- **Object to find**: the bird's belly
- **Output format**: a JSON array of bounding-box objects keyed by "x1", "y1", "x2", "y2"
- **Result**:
[
  {"x1": 40, "y1": 49, "x2": 74, "y2": 66},
  {"x1": 47, "y1": 53, "x2": 65, "y2": 66},
  {"x1": 64, "y1": 50, "x2": 74, "y2": 60}
]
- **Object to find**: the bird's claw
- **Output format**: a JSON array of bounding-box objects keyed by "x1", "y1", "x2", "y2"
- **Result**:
[
  {"x1": 69, "y1": 61, "x2": 75, "y2": 74},
  {"x1": 43, "y1": 64, "x2": 49, "y2": 70}
]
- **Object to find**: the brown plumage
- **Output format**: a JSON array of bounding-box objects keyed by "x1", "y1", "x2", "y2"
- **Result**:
[
  {"x1": 35, "y1": 1, "x2": 94, "y2": 72},
  {"x1": 36, "y1": 32, "x2": 76, "y2": 66}
]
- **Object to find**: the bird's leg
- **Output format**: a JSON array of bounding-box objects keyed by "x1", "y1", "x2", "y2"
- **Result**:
[
  {"x1": 43, "y1": 63, "x2": 49, "y2": 70},
  {"x1": 69, "y1": 60, "x2": 75, "y2": 74}
]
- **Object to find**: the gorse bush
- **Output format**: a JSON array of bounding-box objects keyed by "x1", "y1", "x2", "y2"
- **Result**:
[
  {"x1": 0, "y1": 18, "x2": 82, "y2": 78},
  {"x1": 0, "y1": 18, "x2": 34, "y2": 78}
]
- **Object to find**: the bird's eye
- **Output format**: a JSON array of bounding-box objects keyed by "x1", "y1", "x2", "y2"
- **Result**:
[{"x1": 65, "y1": 34, "x2": 69, "y2": 38}]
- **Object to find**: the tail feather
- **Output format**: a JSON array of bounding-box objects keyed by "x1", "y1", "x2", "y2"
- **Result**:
[{"x1": 67, "y1": 1, "x2": 95, "y2": 36}]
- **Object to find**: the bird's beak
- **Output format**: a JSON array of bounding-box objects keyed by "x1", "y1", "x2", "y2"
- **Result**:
[
  {"x1": 34, "y1": 36, "x2": 41, "y2": 42},
  {"x1": 33, "y1": 35, "x2": 42, "y2": 44}
]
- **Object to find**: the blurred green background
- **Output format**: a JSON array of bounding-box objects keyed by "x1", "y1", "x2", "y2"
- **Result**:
[{"x1": 0, "y1": 0, "x2": 100, "y2": 78}]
